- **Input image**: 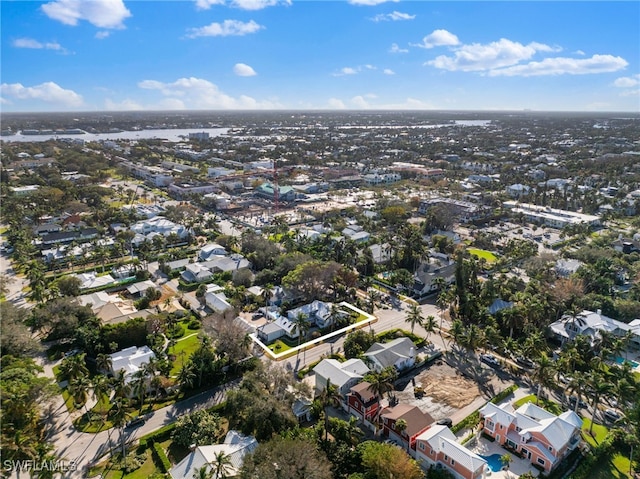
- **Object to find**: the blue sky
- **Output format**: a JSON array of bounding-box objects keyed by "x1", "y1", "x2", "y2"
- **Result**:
[{"x1": 1, "y1": 0, "x2": 639, "y2": 112}]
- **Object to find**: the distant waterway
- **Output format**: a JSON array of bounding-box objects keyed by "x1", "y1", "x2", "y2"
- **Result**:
[
  {"x1": 1, "y1": 127, "x2": 229, "y2": 143},
  {"x1": 335, "y1": 120, "x2": 492, "y2": 129}
]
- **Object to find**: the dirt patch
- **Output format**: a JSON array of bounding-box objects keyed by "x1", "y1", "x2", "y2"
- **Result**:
[
  {"x1": 419, "y1": 369, "x2": 480, "y2": 409},
  {"x1": 394, "y1": 361, "x2": 484, "y2": 420}
]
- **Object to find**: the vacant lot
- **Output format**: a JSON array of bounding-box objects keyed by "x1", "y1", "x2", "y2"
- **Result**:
[{"x1": 395, "y1": 360, "x2": 487, "y2": 421}]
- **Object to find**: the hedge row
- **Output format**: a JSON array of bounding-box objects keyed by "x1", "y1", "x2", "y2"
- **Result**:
[{"x1": 152, "y1": 442, "x2": 171, "y2": 473}]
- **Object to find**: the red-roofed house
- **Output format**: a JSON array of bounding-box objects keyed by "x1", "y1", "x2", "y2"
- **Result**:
[
  {"x1": 380, "y1": 403, "x2": 435, "y2": 455},
  {"x1": 346, "y1": 381, "x2": 381, "y2": 432}
]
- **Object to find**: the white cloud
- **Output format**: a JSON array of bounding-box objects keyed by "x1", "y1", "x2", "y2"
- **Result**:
[
  {"x1": 231, "y1": 0, "x2": 291, "y2": 9},
  {"x1": 187, "y1": 19, "x2": 263, "y2": 38},
  {"x1": 195, "y1": 0, "x2": 225, "y2": 10},
  {"x1": 383, "y1": 68, "x2": 395, "y2": 75},
  {"x1": 328, "y1": 98, "x2": 346, "y2": 109},
  {"x1": 488, "y1": 54, "x2": 629, "y2": 77},
  {"x1": 364, "y1": 64, "x2": 376, "y2": 70},
  {"x1": 575, "y1": 50, "x2": 585, "y2": 56},
  {"x1": 348, "y1": 0, "x2": 398, "y2": 4},
  {"x1": 41, "y1": 0, "x2": 131, "y2": 29},
  {"x1": 389, "y1": 43, "x2": 408, "y2": 54},
  {"x1": 413, "y1": 29, "x2": 460, "y2": 49},
  {"x1": 614, "y1": 75, "x2": 640, "y2": 88},
  {"x1": 371, "y1": 11, "x2": 415, "y2": 22},
  {"x1": 233, "y1": 63, "x2": 257, "y2": 76},
  {"x1": 13, "y1": 38, "x2": 66, "y2": 51},
  {"x1": 620, "y1": 89, "x2": 640, "y2": 97},
  {"x1": 1, "y1": 81, "x2": 83, "y2": 107},
  {"x1": 333, "y1": 67, "x2": 359, "y2": 76},
  {"x1": 351, "y1": 95, "x2": 371, "y2": 108},
  {"x1": 428, "y1": 38, "x2": 555, "y2": 72},
  {"x1": 136, "y1": 76, "x2": 280, "y2": 109},
  {"x1": 95, "y1": 31, "x2": 110, "y2": 39}
]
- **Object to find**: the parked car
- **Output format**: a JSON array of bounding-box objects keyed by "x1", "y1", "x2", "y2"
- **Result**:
[
  {"x1": 603, "y1": 409, "x2": 621, "y2": 422},
  {"x1": 64, "y1": 349, "x2": 81, "y2": 358},
  {"x1": 515, "y1": 356, "x2": 535, "y2": 368},
  {"x1": 436, "y1": 418, "x2": 453, "y2": 428},
  {"x1": 480, "y1": 354, "x2": 500, "y2": 367},
  {"x1": 568, "y1": 396, "x2": 587, "y2": 409},
  {"x1": 125, "y1": 417, "x2": 146, "y2": 429}
]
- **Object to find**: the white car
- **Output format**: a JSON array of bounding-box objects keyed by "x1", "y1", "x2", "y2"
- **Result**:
[
  {"x1": 604, "y1": 409, "x2": 621, "y2": 422},
  {"x1": 480, "y1": 354, "x2": 500, "y2": 367}
]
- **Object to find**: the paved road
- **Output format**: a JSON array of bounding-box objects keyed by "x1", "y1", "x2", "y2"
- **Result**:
[
  {"x1": 29, "y1": 353, "x2": 238, "y2": 479},
  {"x1": 281, "y1": 300, "x2": 446, "y2": 373}
]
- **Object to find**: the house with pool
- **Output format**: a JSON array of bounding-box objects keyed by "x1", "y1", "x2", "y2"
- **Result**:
[
  {"x1": 478, "y1": 401, "x2": 582, "y2": 474},
  {"x1": 415, "y1": 425, "x2": 487, "y2": 479}
]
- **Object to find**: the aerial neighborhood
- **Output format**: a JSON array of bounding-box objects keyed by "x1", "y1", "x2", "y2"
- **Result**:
[{"x1": 1, "y1": 111, "x2": 639, "y2": 479}]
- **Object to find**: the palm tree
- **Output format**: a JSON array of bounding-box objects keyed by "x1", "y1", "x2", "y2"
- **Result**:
[
  {"x1": 319, "y1": 379, "x2": 342, "y2": 441},
  {"x1": 92, "y1": 374, "x2": 111, "y2": 424},
  {"x1": 588, "y1": 371, "x2": 614, "y2": 436},
  {"x1": 68, "y1": 374, "x2": 91, "y2": 413},
  {"x1": 210, "y1": 451, "x2": 233, "y2": 479},
  {"x1": 292, "y1": 312, "x2": 310, "y2": 358},
  {"x1": 423, "y1": 315, "x2": 437, "y2": 344},
  {"x1": 109, "y1": 397, "x2": 129, "y2": 458},
  {"x1": 96, "y1": 353, "x2": 112, "y2": 375},
  {"x1": 449, "y1": 319, "x2": 465, "y2": 350},
  {"x1": 131, "y1": 369, "x2": 148, "y2": 413},
  {"x1": 405, "y1": 303, "x2": 424, "y2": 335},
  {"x1": 366, "y1": 367, "x2": 397, "y2": 401},
  {"x1": 530, "y1": 352, "x2": 555, "y2": 405},
  {"x1": 59, "y1": 353, "x2": 89, "y2": 382},
  {"x1": 500, "y1": 453, "x2": 513, "y2": 477},
  {"x1": 192, "y1": 465, "x2": 213, "y2": 479},
  {"x1": 111, "y1": 370, "x2": 131, "y2": 399},
  {"x1": 395, "y1": 418, "x2": 408, "y2": 450}
]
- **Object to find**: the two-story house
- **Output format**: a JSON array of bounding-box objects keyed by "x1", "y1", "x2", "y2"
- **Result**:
[
  {"x1": 379, "y1": 403, "x2": 435, "y2": 455},
  {"x1": 415, "y1": 425, "x2": 487, "y2": 479},
  {"x1": 346, "y1": 381, "x2": 381, "y2": 431},
  {"x1": 479, "y1": 401, "x2": 582, "y2": 473}
]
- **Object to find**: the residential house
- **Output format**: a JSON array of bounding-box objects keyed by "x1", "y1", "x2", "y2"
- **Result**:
[
  {"x1": 479, "y1": 401, "x2": 582, "y2": 473},
  {"x1": 109, "y1": 346, "x2": 156, "y2": 384},
  {"x1": 488, "y1": 298, "x2": 514, "y2": 316},
  {"x1": 126, "y1": 280, "x2": 158, "y2": 298},
  {"x1": 506, "y1": 184, "x2": 531, "y2": 198},
  {"x1": 313, "y1": 358, "x2": 370, "y2": 396},
  {"x1": 73, "y1": 271, "x2": 118, "y2": 290},
  {"x1": 379, "y1": 403, "x2": 435, "y2": 454},
  {"x1": 287, "y1": 300, "x2": 340, "y2": 329},
  {"x1": 169, "y1": 430, "x2": 258, "y2": 479},
  {"x1": 549, "y1": 309, "x2": 640, "y2": 349},
  {"x1": 202, "y1": 254, "x2": 250, "y2": 273},
  {"x1": 554, "y1": 259, "x2": 584, "y2": 278},
  {"x1": 204, "y1": 285, "x2": 233, "y2": 313},
  {"x1": 415, "y1": 425, "x2": 487, "y2": 479},
  {"x1": 612, "y1": 235, "x2": 640, "y2": 254},
  {"x1": 413, "y1": 259, "x2": 456, "y2": 298},
  {"x1": 369, "y1": 243, "x2": 393, "y2": 264},
  {"x1": 198, "y1": 243, "x2": 227, "y2": 261},
  {"x1": 346, "y1": 381, "x2": 381, "y2": 431},
  {"x1": 342, "y1": 225, "x2": 371, "y2": 243},
  {"x1": 364, "y1": 337, "x2": 417, "y2": 373},
  {"x1": 256, "y1": 321, "x2": 286, "y2": 343},
  {"x1": 181, "y1": 263, "x2": 214, "y2": 283}
]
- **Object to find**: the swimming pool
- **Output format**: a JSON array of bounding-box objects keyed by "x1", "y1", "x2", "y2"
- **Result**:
[
  {"x1": 614, "y1": 356, "x2": 640, "y2": 368},
  {"x1": 480, "y1": 453, "x2": 504, "y2": 473}
]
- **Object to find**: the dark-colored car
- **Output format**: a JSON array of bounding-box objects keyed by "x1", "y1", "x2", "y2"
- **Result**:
[
  {"x1": 568, "y1": 396, "x2": 587, "y2": 409},
  {"x1": 125, "y1": 417, "x2": 146, "y2": 429},
  {"x1": 436, "y1": 418, "x2": 453, "y2": 428},
  {"x1": 515, "y1": 356, "x2": 535, "y2": 368}
]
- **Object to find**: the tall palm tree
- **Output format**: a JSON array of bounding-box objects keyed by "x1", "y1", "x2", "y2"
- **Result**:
[
  {"x1": 366, "y1": 367, "x2": 397, "y2": 402},
  {"x1": 405, "y1": 303, "x2": 424, "y2": 335},
  {"x1": 292, "y1": 312, "x2": 310, "y2": 358},
  {"x1": 109, "y1": 397, "x2": 129, "y2": 458},
  {"x1": 131, "y1": 369, "x2": 148, "y2": 413},
  {"x1": 111, "y1": 370, "x2": 131, "y2": 399},
  {"x1": 588, "y1": 371, "x2": 614, "y2": 435},
  {"x1": 68, "y1": 374, "x2": 92, "y2": 413},
  {"x1": 530, "y1": 352, "x2": 555, "y2": 405},
  {"x1": 319, "y1": 379, "x2": 342, "y2": 441},
  {"x1": 210, "y1": 451, "x2": 233, "y2": 479},
  {"x1": 423, "y1": 315, "x2": 437, "y2": 343},
  {"x1": 96, "y1": 353, "x2": 112, "y2": 375}
]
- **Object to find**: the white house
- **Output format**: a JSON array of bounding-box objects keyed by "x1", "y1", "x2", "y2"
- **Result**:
[
  {"x1": 364, "y1": 337, "x2": 417, "y2": 373},
  {"x1": 199, "y1": 243, "x2": 227, "y2": 261},
  {"x1": 109, "y1": 346, "x2": 155, "y2": 382},
  {"x1": 313, "y1": 358, "x2": 370, "y2": 396},
  {"x1": 169, "y1": 430, "x2": 258, "y2": 479},
  {"x1": 549, "y1": 309, "x2": 640, "y2": 349}
]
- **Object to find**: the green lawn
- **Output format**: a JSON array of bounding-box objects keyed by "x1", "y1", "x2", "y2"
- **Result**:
[
  {"x1": 268, "y1": 339, "x2": 292, "y2": 354},
  {"x1": 513, "y1": 394, "x2": 563, "y2": 415},
  {"x1": 581, "y1": 419, "x2": 633, "y2": 478},
  {"x1": 169, "y1": 333, "x2": 200, "y2": 377},
  {"x1": 467, "y1": 248, "x2": 498, "y2": 263}
]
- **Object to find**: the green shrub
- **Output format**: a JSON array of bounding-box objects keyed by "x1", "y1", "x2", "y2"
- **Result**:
[
  {"x1": 152, "y1": 443, "x2": 171, "y2": 473},
  {"x1": 187, "y1": 319, "x2": 201, "y2": 330},
  {"x1": 490, "y1": 385, "x2": 518, "y2": 404},
  {"x1": 451, "y1": 411, "x2": 480, "y2": 433},
  {"x1": 166, "y1": 323, "x2": 185, "y2": 339}
]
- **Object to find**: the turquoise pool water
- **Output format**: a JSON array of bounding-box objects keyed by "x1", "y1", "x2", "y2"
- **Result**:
[
  {"x1": 614, "y1": 356, "x2": 640, "y2": 368},
  {"x1": 480, "y1": 453, "x2": 504, "y2": 473}
]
